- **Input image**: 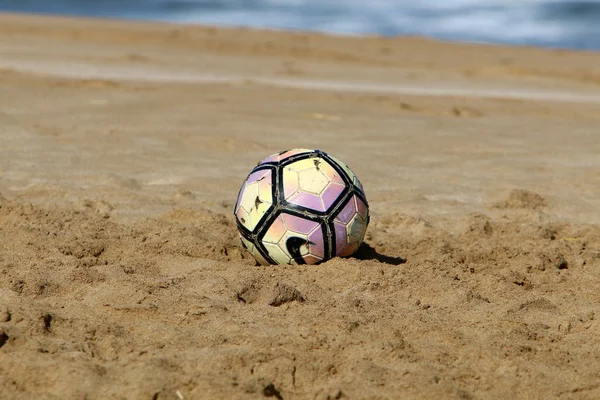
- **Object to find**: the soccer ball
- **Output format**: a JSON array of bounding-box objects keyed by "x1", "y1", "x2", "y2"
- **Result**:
[{"x1": 234, "y1": 149, "x2": 369, "y2": 265}]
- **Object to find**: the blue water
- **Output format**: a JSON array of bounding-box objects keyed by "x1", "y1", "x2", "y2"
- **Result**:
[{"x1": 1, "y1": 0, "x2": 600, "y2": 51}]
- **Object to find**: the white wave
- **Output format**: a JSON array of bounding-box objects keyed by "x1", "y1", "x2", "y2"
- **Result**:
[
  {"x1": 3, "y1": 0, "x2": 597, "y2": 48},
  {"x1": 154, "y1": 0, "x2": 590, "y2": 46}
]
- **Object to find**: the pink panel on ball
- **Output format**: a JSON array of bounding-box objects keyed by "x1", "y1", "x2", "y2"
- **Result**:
[
  {"x1": 334, "y1": 197, "x2": 357, "y2": 225},
  {"x1": 260, "y1": 155, "x2": 278, "y2": 164},
  {"x1": 330, "y1": 172, "x2": 345, "y2": 186},
  {"x1": 333, "y1": 222, "x2": 350, "y2": 257},
  {"x1": 288, "y1": 191, "x2": 325, "y2": 212},
  {"x1": 281, "y1": 213, "x2": 320, "y2": 235},
  {"x1": 307, "y1": 226, "x2": 325, "y2": 259},
  {"x1": 321, "y1": 182, "x2": 345, "y2": 211},
  {"x1": 246, "y1": 168, "x2": 271, "y2": 185}
]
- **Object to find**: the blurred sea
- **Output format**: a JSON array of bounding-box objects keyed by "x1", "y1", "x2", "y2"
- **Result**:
[{"x1": 1, "y1": 0, "x2": 599, "y2": 51}]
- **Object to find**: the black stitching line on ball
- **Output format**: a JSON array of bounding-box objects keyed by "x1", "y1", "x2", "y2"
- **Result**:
[
  {"x1": 277, "y1": 150, "x2": 319, "y2": 169},
  {"x1": 320, "y1": 152, "x2": 369, "y2": 207},
  {"x1": 253, "y1": 208, "x2": 279, "y2": 264},
  {"x1": 324, "y1": 220, "x2": 334, "y2": 261},
  {"x1": 327, "y1": 194, "x2": 354, "y2": 258},
  {"x1": 318, "y1": 152, "x2": 352, "y2": 186}
]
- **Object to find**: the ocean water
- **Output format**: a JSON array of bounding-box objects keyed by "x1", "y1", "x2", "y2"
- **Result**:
[{"x1": 1, "y1": 0, "x2": 599, "y2": 51}]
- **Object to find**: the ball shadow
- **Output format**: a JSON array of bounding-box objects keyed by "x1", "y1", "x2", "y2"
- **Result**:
[{"x1": 353, "y1": 242, "x2": 407, "y2": 265}]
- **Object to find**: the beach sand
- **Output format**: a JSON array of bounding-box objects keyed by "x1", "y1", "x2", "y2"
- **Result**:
[{"x1": 1, "y1": 12, "x2": 600, "y2": 399}]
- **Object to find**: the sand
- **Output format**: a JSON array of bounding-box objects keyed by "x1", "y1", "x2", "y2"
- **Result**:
[{"x1": 1, "y1": 12, "x2": 600, "y2": 400}]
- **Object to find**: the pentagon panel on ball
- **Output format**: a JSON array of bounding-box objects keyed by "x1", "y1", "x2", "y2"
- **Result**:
[{"x1": 234, "y1": 149, "x2": 369, "y2": 265}]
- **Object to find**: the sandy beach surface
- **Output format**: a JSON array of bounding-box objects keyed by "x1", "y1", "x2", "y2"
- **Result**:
[{"x1": 1, "y1": 12, "x2": 600, "y2": 400}]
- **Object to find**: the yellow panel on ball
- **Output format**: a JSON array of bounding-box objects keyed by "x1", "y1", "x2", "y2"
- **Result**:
[
  {"x1": 285, "y1": 158, "x2": 316, "y2": 172},
  {"x1": 298, "y1": 169, "x2": 330, "y2": 195},
  {"x1": 264, "y1": 242, "x2": 291, "y2": 265},
  {"x1": 235, "y1": 168, "x2": 273, "y2": 232}
]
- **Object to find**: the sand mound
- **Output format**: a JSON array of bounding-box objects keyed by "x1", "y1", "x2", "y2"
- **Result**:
[
  {"x1": 495, "y1": 189, "x2": 548, "y2": 210},
  {"x1": 1, "y1": 197, "x2": 599, "y2": 399}
]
